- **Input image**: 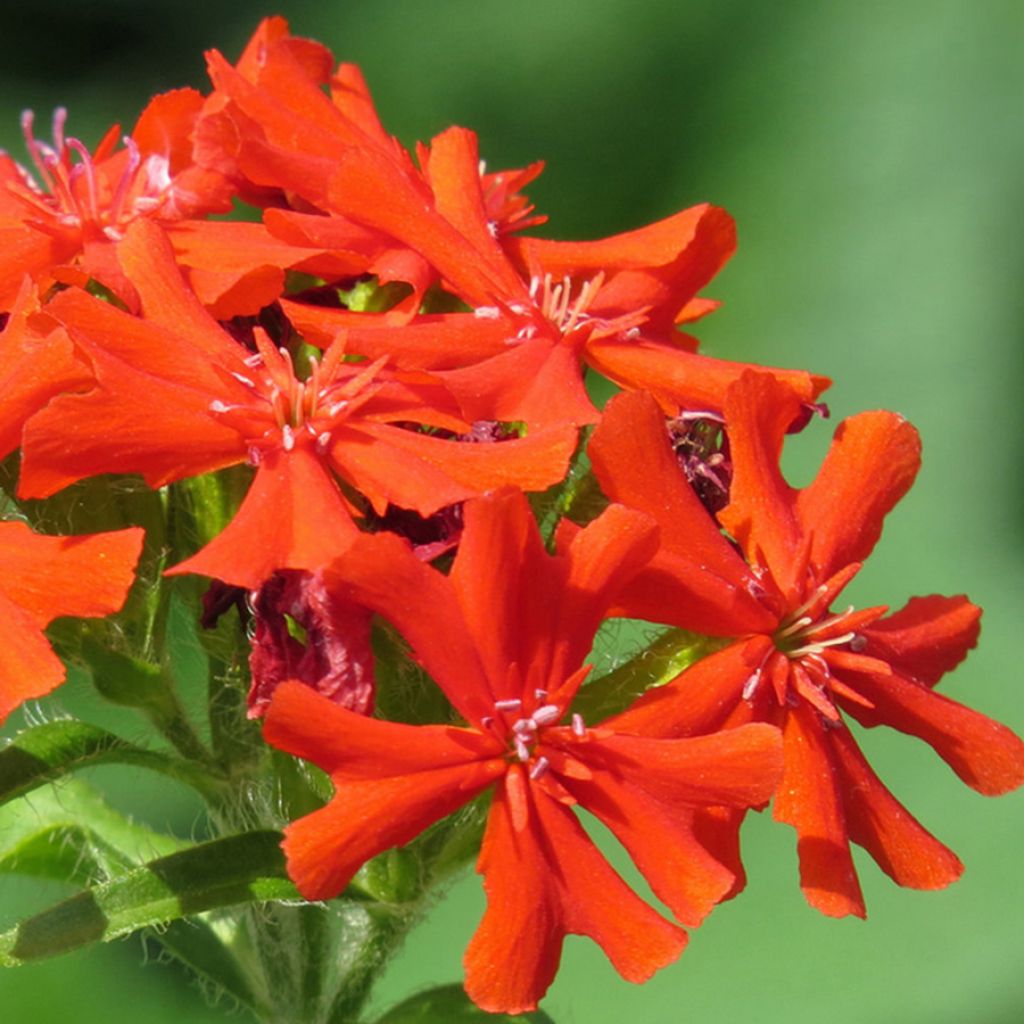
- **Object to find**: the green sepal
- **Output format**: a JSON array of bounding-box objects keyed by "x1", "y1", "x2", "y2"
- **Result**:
[
  {"x1": 352, "y1": 847, "x2": 421, "y2": 905},
  {"x1": 79, "y1": 635, "x2": 212, "y2": 763},
  {"x1": 339, "y1": 277, "x2": 413, "y2": 313},
  {"x1": 572, "y1": 627, "x2": 728, "y2": 723},
  {"x1": 0, "y1": 719, "x2": 222, "y2": 807},
  {"x1": 374, "y1": 983, "x2": 556, "y2": 1023},
  {"x1": 372, "y1": 622, "x2": 455, "y2": 727},
  {"x1": 0, "y1": 829, "x2": 298, "y2": 966}
]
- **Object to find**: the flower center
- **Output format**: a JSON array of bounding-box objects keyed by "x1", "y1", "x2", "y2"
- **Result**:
[
  {"x1": 742, "y1": 565, "x2": 889, "y2": 720},
  {"x1": 8, "y1": 108, "x2": 178, "y2": 240},
  {"x1": 528, "y1": 271, "x2": 605, "y2": 335},
  {"x1": 480, "y1": 693, "x2": 582, "y2": 780},
  {"x1": 208, "y1": 335, "x2": 388, "y2": 460}
]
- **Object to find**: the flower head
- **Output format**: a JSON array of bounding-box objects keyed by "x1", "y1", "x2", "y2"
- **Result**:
[
  {"x1": 265, "y1": 490, "x2": 784, "y2": 1012},
  {"x1": 588, "y1": 378, "x2": 1024, "y2": 917}
]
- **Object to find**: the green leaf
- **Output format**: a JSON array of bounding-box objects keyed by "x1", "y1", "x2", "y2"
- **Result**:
[
  {"x1": 0, "y1": 719, "x2": 221, "y2": 805},
  {"x1": 572, "y1": 627, "x2": 728, "y2": 723},
  {"x1": 0, "y1": 782, "x2": 265, "y2": 1011},
  {"x1": 0, "y1": 829, "x2": 299, "y2": 966},
  {"x1": 145, "y1": 918, "x2": 263, "y2": 1014},
  {"x1": 375, "y1": 984, "x2": 556, "y2": 1023},
  {"x1": 0, "y1": 780, "x2": 185, "y2": 886}
]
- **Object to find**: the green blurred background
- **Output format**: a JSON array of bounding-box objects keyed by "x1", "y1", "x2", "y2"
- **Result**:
[{"x1": 1, "y1": 1, "x2": 1022, "y2": 1021}]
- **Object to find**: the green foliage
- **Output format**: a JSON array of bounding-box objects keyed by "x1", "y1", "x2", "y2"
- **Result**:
[
  {"x1": 0, "y1": 780, "x2": 185, "y2": 886},
  {"x1": 573, "y1": 627, "x2": 727, "y2": 723},
  {"x1": 0, "y1": 830, "x2": 297, "y2": 967},
  {"x1": 0, "y1": 720, "x2": 220, "y2": 806},
  {"x1": 374, "y1": 983, "x2": 556, "y2": 1024}
]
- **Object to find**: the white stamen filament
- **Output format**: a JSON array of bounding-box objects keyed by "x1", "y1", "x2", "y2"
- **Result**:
[
  {"x1": 787, "y1": 631, "x2": 856, "y2": 659},
  {"x1": 742, "y1": 668, "x2": 763, "y2": 701},
  {"x1": 776, "y1": 615, "x2": 813, "y2": 639}
]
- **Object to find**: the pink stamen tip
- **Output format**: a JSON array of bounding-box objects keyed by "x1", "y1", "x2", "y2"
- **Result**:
[
  {"x1": 529, "y1": 757, "x2": 550, "y2": 780},
  {"x1": 534, "y1": 688, "x2": 548, "y2": 700},
  {"x1": 571, "y1": 713, "x2": 586, "y2": 737},
  {"x1": 514, "y1": 736, "x2": 531, "y2": 762},
  {"x1": 495, "y1": 698, "x2": 522, "y2": 712},
  {"x1": 532, "y1": 704, "x2": 561, "y2": 726},
  {"x1": 512, "y1": 718, "x2": 537, "y2": 736}
]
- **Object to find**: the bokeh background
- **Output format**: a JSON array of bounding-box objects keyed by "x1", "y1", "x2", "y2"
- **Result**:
[{"x1": 1, "y1": 1, "x2": 1022, "y2": 1021}]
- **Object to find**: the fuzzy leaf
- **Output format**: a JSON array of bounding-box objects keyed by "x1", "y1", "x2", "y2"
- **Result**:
[
  {"x1": 0, "y1": 719, "x2": 220, "y2": 805},
  {"x1": 0, "y1": 780, "x2": 184, "y2": 885},
  {"x1": 0, "y1": 829, "x2": 298, "y2": 965}
]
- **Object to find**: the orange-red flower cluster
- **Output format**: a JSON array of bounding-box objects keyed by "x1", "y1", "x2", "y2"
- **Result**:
[{"x1": 0, "y1": 15, "x2": 1020, "y2": 1014}]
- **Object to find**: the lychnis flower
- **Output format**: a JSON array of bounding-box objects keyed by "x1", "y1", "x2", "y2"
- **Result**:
[
  {"x1": 265, "y1": 490, "x2": 784, "y2": 1012},
  {"x1": 587, "y1": 378, "x2": 1024, "y2": 916}
]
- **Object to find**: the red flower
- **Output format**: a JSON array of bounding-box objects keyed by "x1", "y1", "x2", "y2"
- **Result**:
[
  {"x1": 0, "y1": 93, "x2": 232, "y2": 309},
  {"x1": 17, "y1": 221, "x2": 576, "y2": 587},
  {"x1": 0, "y1": 521, "x2": 143, "y2": 723},
  {"x1": 586, "y1": 379, "x2": 1024, "y2": 917},
  {"x1": 0, "y1": 279, "x2": 91, "y2": 461},
  {"x1": 281, "y1": 126, "x2": 828, "y2": 428},
  {"x1": 264, "y1": 490, "x2": 784, "y2": 1013}
]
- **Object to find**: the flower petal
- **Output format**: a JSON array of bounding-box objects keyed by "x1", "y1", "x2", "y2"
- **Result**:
[
  {"x1": 281, "y1": 758, "x2": 502, "y2": 900},
  {"x1": 0, "y1": 522, "x2": 144, "y2": 626},
  {"x1": 588, "y1": 389, "x2": 775, "y2": 635},
  {"x1": 166, "y1": 447, "x2": 358, "y2": 587},
  {"x1": 773, "y1": 705, "x2": 865, "y2": 918},
  {"x1": 464, "y1": 769, "x2": 687, "y2": 1014},
  {"x1": 265, "y1": 680, "x2": 499, "y2": 779},
  {"x1": 841, "y1": 669, "x2": 1024, "y2": 796},
  {"x1": 585, "y1": 335, "x2": 829, "y2": 414},
  {"x1": 859, "y1": 595, "x2": 981, "y2": 686},
  {"x1": 718, "y1": 372, "x2": 807, "y2": 599},
  {"x1": 796, "y1": 411, "x2": 921, "y2": 579},
  {"x1": 828, "y1": 724, "x2": 963, "y2": 889},
  {"x1": 0, "y1": 589, "x2": 72, "y2": 723},
  {"x1": 605, "y1": 636, "x2": 772, "y2": 738},
  {"x1": 324, "y1": 531, "x2": 495, "y2": 725}
]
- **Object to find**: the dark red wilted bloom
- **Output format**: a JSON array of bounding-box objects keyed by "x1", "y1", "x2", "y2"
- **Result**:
[
  {"x1": 247, "y1": 570, "x2": 373, "y2": 718},
  {"x1": 587, "y1": 378, "x2": 1024, "y2": 917},
  {"x1": 264, "y1": 490, "x2": 784, "y2": 1013},
  {"x1": 0, "y1": 521, "x2": 144, "y2": 723}
]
